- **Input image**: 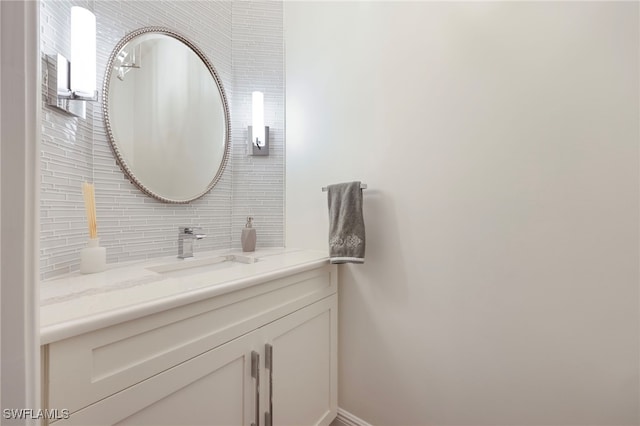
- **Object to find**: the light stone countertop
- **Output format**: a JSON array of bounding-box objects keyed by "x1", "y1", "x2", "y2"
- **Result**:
[{"x1": 40, "y1": 248, "x2": 329, "y2": 344}]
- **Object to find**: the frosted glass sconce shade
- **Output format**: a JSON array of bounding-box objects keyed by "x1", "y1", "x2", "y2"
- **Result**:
[
  {"x1": 252, "y1": 91, "x2": 265, "y2": 146},
  {"x1": 249, "y1": 91, "x2": 269, "y2": 156},
  {"x1": 71, "y1": 6, "x2": 96, "y2": 98}
]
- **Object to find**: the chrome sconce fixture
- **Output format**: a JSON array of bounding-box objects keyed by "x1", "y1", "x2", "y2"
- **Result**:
[
  {"x1": 44, "y1": 6, "x2": 98, "y2": 119},
  {"x1": 248, "y1": 91, "x2": 269, "y2": 156}
]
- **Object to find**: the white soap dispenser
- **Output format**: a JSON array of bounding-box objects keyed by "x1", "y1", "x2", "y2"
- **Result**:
[{"x1": 241, "y1": 216, "x2": 256, "y2": 252}]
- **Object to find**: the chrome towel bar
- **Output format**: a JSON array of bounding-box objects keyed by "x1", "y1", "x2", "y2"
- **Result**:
[{"x1": 321, "y1": 183, "x2": 367, "y2": 192}]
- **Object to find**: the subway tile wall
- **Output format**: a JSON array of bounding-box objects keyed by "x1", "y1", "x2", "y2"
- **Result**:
[{"x1": 40, "y1": 0, "x2": 284, "y2": 279}]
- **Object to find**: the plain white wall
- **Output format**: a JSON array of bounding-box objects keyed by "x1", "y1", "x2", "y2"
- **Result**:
[
  {"x1": 285, "y1": 2, "x2": 639, "y2": 425},
  {"x1": 1, "y1": 0, "x2": 40, "y2": 422}
]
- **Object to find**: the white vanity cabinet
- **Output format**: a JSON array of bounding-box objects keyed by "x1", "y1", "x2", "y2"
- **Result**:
[{"x1": 41, "y1": 263, "x2": 337, "y2": 426}]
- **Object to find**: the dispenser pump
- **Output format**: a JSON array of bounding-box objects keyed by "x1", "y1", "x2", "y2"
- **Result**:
[{"x1": 245, "y1": 217, "x2": 253, "y2": 228}]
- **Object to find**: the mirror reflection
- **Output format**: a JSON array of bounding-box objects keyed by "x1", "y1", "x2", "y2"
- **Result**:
[{"x1": 104, "y1": 28, "x2": 230, "y2": 203}]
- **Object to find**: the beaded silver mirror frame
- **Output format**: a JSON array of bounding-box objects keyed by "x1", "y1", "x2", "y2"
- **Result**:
[{"x1": 102, "y1": 27, "x2": 231, "y2": 204}]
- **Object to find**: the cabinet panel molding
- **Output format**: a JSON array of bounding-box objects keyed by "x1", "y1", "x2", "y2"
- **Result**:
[
  {"x1": 266, "y1": 295, "x2": 338, "y2": 426},
  {"x1": 53, "y1": 330, "x2": 261, "y2": 426}
]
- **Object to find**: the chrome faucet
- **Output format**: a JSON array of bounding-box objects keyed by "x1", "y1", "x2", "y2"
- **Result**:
[{"x1": 178, "y1": 226, "x2": 206, "y2": 259}]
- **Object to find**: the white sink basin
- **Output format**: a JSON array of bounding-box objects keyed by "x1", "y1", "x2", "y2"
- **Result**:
[{"x1": 146, "y1": 254, "x2": 259, "y2": 279}]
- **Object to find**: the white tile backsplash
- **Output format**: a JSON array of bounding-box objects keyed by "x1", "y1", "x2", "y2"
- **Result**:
[{"x1": 40, "y1": 0, "x2": 284, "y2": 279}]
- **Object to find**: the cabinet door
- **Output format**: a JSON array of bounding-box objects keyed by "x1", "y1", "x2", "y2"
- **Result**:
[
  {"x1": 264, "y1": 295, "x2": 337, "y2": 426},
  {"x1": 54, "y1": 330, "x2": 263, "y2": 426}
]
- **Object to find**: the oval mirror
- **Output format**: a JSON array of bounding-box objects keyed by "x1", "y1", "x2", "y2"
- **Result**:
[{"x1": 103, "y1": 27, "x2": 230, "y2": 203}]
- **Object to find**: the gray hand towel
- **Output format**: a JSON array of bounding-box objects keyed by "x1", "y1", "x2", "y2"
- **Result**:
[{"x1": 327, "y1": 181, "x2": 365, "y2": 264}]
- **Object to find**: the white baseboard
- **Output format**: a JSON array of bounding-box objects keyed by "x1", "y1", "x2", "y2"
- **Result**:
[{"x1": 333, "y1": 408, "x2": 373, "y2": 426}]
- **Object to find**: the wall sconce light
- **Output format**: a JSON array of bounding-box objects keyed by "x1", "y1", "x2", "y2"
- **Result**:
[
  {"x1": 115, "y1": 44, "x2": 142, "y2": 81},
  {"x1": 248, "y1": 91, "x2": 269, "y2": 156},
  {"x1": 44, "y1": 6, "x2": 98, "y2": 119}
]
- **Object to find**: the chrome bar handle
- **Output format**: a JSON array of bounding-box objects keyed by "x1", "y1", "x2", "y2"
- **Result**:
[
  {"x1": 251, "y1": 351, "x2": 260, "y2": 426},
  {"x1": 265, "y1": 344, "x2": 273, "y2": 426}
]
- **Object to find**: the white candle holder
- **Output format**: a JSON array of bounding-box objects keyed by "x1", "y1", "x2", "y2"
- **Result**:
[{"x1": 80, "y1": 237, "x2": 106, "y2": 274}]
